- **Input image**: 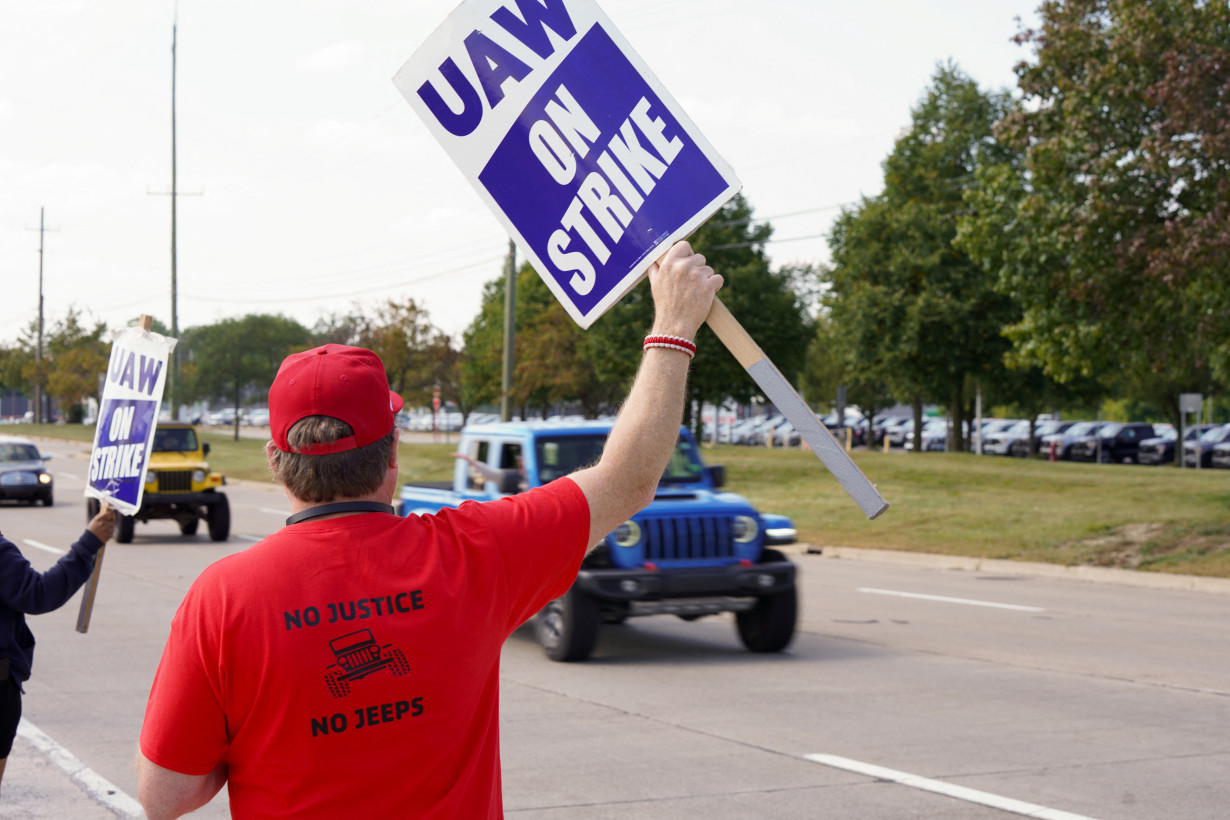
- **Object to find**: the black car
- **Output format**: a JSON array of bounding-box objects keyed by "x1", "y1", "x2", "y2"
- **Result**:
[
  {"x1": 1138, "y1": 425, "x2": 1213, "y2": 466},
  {"x1": 0, "y1": 435, "x2": 54, "y2": 506},
  {"x1": 1070, "y1": 422, "x2": 1156, "y2": 464},
  {"x1": 1181, "y1": 424, "x2": 1230, "y2": 468},
  {"x1": 1210, "y1": 441, "x2": 1230, "y2": 470}
]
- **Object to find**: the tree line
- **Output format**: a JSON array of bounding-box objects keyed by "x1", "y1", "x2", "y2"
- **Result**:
[
  {"x1": 4, "y1": 1, "x2": 1226, "y2": 448},
  {"x1": 816, "y1": 0, "x2": 1230, "y2": 449}
]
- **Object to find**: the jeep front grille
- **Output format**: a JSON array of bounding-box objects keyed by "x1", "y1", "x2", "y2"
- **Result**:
[
  {"x1": 643, "y1": 516, "x2": 735, "y2": 562},
  {"x1": 339, "y1": 645, "x2": 379, "y2": 671},
  {"x1": 155, "y1": 470, "x2": 193, "y2": 492}
]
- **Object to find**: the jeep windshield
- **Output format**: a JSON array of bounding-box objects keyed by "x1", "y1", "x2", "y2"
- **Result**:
[
  {"x1": 534, "y1": 434, "x2": 704, "y2": 485},
  {"x1": 152, "y1": 427, "x2": 198, "y2": 452}
]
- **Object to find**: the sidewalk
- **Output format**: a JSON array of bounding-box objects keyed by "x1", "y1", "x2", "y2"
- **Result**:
[{"x1": 0, "y1": 721, "x2": 142, "y2": 819}]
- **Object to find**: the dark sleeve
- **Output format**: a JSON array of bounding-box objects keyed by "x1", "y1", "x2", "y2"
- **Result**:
[{"x1": 0, "y1": 531, "x2": 104, "y2": 616}]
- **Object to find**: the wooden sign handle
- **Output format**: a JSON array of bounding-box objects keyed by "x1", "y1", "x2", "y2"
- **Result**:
[{"x1": 705, "y1": 296, "x2": 889, "y2": 520}]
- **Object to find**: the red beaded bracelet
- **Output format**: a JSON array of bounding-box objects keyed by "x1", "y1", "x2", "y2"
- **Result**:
[{"x1": 643, "y1": 334, "x2": 696, "y2": 359}]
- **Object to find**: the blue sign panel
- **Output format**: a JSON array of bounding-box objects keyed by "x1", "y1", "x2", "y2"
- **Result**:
[
  {"x1": 88, "y1": 398, "x2": 158, "y2": 511},
  {"x1": 396, "y1": 0, "x2": 740, "y2": 328},
  {"x1": 477, "y1": 25, "x2": 729, "y2": 320}
]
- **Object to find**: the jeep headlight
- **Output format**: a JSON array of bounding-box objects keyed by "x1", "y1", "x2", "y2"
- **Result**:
[
  {"x1": 612, "y1": 520, "x2": 641, "y2": 547},
  {"x1": 732, "y1": 515, "x2": 759, "y2": 543},
  {"x1": 145, "y1": 470, "x2": 157, "y2": 486},
  {"x1": 193, "y1": 469, "x2": 207, "y2": 484}
]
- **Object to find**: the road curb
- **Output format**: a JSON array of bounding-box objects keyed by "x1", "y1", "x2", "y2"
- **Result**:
[{"x1": 797, "y1": 543, "x2": 1230, "y2": 595}]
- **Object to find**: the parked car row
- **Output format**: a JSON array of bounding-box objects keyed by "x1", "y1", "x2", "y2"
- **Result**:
[
  {"x1": 712, "y1": 411, "x2": 869, "y2": 448},
  {"x1": 1182, "y1": 424, "x2": 1230, "y2": 468},
  {"x1": 878, "y1": 414, "x2": 1230, "y2": 470}
]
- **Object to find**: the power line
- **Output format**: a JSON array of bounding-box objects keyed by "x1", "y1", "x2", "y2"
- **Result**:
[
  {"x1": 180, "y1": 253, "x2": 504, "y2": 305},
  {"x1": 708, "y1": 232, "x2": 830, "y2": 252}
]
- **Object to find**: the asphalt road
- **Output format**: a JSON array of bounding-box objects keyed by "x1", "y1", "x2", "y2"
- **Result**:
[{"x1": 3, "y1": 437, "x2": 1228, "y2": 819}]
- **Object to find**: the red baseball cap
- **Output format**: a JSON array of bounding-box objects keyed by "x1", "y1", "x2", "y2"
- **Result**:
[{"x1": 269, "y1": 344, "x2": 404, "y2": 455}]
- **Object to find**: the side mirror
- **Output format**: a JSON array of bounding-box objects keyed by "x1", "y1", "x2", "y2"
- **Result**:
[
  {"x1": 203, "y1": 442, "x2": 211, "y2": 456},
  {"x1": 707, "y1": 464, "x2": 726, "y2": 488},
  {"x1": 497, "y1": 469, "x2": 523, "y2": 495},
  {"x1": 42, "y1": 454, "x2": 52, "y2": 462}
]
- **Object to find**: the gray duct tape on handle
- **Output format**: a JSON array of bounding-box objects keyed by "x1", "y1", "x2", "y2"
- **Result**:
[{"x1": 705, "y1": 297, "x2": 889, "y2": 520}]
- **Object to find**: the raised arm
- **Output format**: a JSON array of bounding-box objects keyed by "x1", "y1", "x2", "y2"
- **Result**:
[{"x1": 569, "y1": 241, "x2": 721, "y2": 547}]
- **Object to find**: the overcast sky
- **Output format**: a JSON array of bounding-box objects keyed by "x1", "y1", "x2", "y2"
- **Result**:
[{"x1": 0, "y1": 0, "x2": 1040, "y2": 347}]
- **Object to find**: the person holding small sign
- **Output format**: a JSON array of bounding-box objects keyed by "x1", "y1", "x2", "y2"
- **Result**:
[
  {"x1": 0, "y1": 505, "x2": 115, "y2": 791},
  {"x1": 135, "y1": 241, "x2": 720, "y2": 818}
]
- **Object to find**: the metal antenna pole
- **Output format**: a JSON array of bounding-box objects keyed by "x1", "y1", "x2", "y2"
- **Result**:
[
  {"x1": 500, "y1": 239, "x2": 516, "y2": 422},
  {"x1": 169, "y1": 14, "x2": 179, "y2": 419},
  {"x1": 36, "y1": 207, "x2": 45, "y2": 424}
]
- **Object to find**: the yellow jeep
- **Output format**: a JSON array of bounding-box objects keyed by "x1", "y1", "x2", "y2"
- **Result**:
[{"x1": 89, "y1": 422, "x2": 229, "y2": 543}]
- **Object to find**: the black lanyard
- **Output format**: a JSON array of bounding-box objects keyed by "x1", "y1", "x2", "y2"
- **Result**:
[{"x1": 285, "y1": 501, "x2": 395, "y2": 526}]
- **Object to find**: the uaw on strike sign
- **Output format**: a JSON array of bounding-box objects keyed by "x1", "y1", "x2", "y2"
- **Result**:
[
  {"x1": 394, "y1": 0, "x2": 740, "y2": 328},
  {"x1": 85, "y1": 325, "x2": 177, "y2": 516}
]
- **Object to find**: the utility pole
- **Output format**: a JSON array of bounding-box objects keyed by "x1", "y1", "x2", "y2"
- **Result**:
[
  {"x1": 26, "y1": 207, "x2": 57, "y2": 424},
  {"x1": 170, "y1": 15, "x2": 179, "y2": 419},
  {"x1": 500, "y1": 239, "x2": 516, "y2": 422},
  {"x1": 150, "y1": 12, "x2": 200, "y2": 420}
]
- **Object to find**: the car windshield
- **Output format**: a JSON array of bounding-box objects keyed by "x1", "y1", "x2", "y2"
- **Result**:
[
  {"x1": 1065, "y1": 422, "x2": 1098, "y2": 436},
  {"x1": 0, "y1": 443, "x2": 40, "y2": 462},
  {"x1": 152, "y1": 427, "x2": 197, "y2": 452},
  {"x1": 1200, "y1": 426, "x2": 1228, "y2": 442},
  {"x1": 1036, "y1": 421, "x2": 1064, "y2": 435},
  {"x1": 1099, "y1": 423, "x2": 1124, "y2": 437},
  {"x1": 534, "y1": 434, "x2": 703, "y2": 485}
]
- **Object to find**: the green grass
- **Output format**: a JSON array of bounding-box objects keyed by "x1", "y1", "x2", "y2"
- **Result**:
[
  {"x1": 703, "y1": 445, "x2": 1230, "y2": 577},
  {"x1": 13, "y1": 423, "x2": 1230, "y2": 577}
]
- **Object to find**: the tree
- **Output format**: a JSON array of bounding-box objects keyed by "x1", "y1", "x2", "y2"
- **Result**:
[
  {"x1": 459, "y1": 278, "x2": 507, "y2": 415},
  {"x1": 958, "y1": 0, "x2": 1230, "y2": 417},
  {"x1": 0, "y1": 343, "x2": 33, "y2": 395},
  {"x1": 181, "y1": 315, "x2": 311, "y2": 440},
  {"x1": 359, "y1": 298, "x2": 448, "y2": 408},
  {"x1": 464, "y1": 265, "x2": 622, "y2": 420},
  {"x1": 12, "y1": 309, "x2": 109, "y2": 423},
  {"x1": 826, "y1": 63, "x2": 1016, "y2": 451}
]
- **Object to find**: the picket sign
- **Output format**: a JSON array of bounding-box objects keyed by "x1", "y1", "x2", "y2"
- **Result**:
[
  {"x1": 396, "y1": 0, "x2": 887, "y2": 519},
  {"x1": 77, "y1": 315, "x2": 178, "y2": 633}
]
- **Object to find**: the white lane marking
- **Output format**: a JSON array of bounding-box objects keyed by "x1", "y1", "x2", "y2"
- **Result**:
[
  {"x1": 21, "y1": 540, "x2": 66, "y2": 556},
  {"x1": 56, "y1": 471, "x2": 80, "y2": 481},
  {"x1": 805, "y1": 754, "x2": 1099, "y2": 820},
  {"x1": 17, "y1": 718, "x2": 144, "y2": 817},
  {"x1": 236, "y1": 534, "x2": 263, "y2": 542},
  {"x1": 259, "y1": 507, "x2": 290, "y2": 517},
  {"x1": 858, "y1": 587, "x2": 1045, "y2": 613}
]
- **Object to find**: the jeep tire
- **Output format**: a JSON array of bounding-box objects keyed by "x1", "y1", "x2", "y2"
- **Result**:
[
  {"x1": 179, "y1": 517, "x2": 200, "y2": 536},
  {"x1": 115, "y1": 514, "x2": 135, "y2": 544},
  {"x1": 735, "y1": 550, "x2": 798, "y2": 653},
  {"x1": 207, "y1": 495, "x2": 230, "y2": 542},
  {"x1": 536, "y1": 585, "x2": 599, "y2": 662}
]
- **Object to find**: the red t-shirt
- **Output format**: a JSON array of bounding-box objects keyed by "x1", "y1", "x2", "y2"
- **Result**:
[{"x1": 140, "y1": 479, "x2": 589, "y2": 818}]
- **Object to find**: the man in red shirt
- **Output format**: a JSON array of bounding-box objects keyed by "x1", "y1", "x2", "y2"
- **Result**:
[{"x1": 136, "y1": 241, "x2": 721, "y2": 818}]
